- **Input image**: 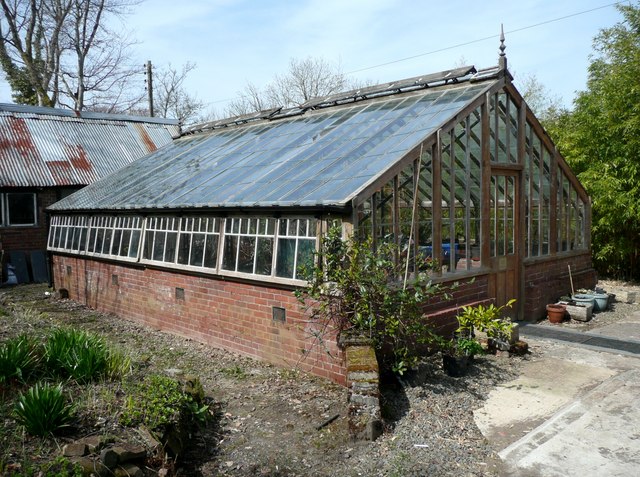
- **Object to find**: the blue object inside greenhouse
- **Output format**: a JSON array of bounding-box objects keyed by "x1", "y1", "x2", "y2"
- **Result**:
[{"x1": 49, "y1": 81, "x2": 492, "y2": 212}]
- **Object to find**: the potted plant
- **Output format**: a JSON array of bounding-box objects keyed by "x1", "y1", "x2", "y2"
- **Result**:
[
  {"x1": 456, "y1": 299, "x2": 516, "y2": 351},
  {"x1": 441, "y1": 335, "x2": 484, "y2": 377}
]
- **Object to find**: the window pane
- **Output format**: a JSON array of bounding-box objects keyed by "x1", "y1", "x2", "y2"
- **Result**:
[
  {"x1": 255, "y1": 237, "x2": 273, "y2": 275},
  {"x1": 296, "y1": 239, "x2": 315, "y2": 279},
  {"x1": 7, "y1": 193, "x2": 36, "y2": 225},
  {"x1": 204, "y1": 235, "x2": 218, "y2": 268},
  {"x1": 222, "y1": 235, "x2": 238, "y2": 270},
  {"x1": 190, "y1": 233, "x2": 205, "y2": 266},
  {"x1": 237, "y1": 236, "x2": 256, "y2": 273},
  {"x1": 276, "y1": 238, "x2": 296, "y2": 278},
  {"x1": 129, "y1": 231, "x2": 141, "y2": 258},
  {"x1": 153, "y1": 232, "x2": 166, "y2": 261},
  {"x1": 178, "y1": 234, "x2": 192, "y2": 265},
  {"x1": 165, "y1": 232, "x2": 178, "y2": 262}
]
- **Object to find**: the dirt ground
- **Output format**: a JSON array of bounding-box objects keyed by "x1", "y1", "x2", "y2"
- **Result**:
[{"x1": 9, "y1": 281, "x2": 627, "y2": 476}]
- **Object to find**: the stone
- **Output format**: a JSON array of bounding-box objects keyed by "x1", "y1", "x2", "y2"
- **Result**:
[
  {"x1": 114, "y1": 464, "x2": 144, "y2": 477},
  {"x1": 508, "y1": 323, "x2": 520, "y2": 344},
  {"x1": 77, "y1": 435, "x2": 102, "y2": 453},
  {"x1": 70, "y1": 456, "x2": 110, "y2": 477},
  {"x1": 100, "y1": 447, "x2": 119, "y2": 469},
  {"x1": 565, "y1": 303, "x2": 593, "y2": 322},
  {"x1": 62, "y1": 442, "x2": 88, "y2": 457},
  {"x1": 136, "y1": 427, "x2": 161, "y2": 451},
  {"x1": 112, "y1": 445, "x2": 147, "y2": 463}
]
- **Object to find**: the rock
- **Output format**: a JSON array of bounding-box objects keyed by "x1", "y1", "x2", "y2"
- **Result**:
[
  {"x1": 100, "y1": 447, "x2": 119, "y2": 469},
  {"x1": 136, "y1": 427, "x2": 161, "y2": 451},
  {"x1": 112, "y1": 444, "x2": 147, "y2": 463},
  {"x1": 62, "y1": 442, "x2": 88, "y2": 457},
  {"x1": 77, "y1": 435, "x2": 102, "y2": 453},
  {"x1": 114, "y1": 464, "x2": 144, "y2": 477},
  {"x1": 70, "y1": 456, "x2": 110, "y2": 477}
]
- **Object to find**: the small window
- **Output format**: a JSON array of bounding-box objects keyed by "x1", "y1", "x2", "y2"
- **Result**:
[
  {"x1": 275, "y1": 218, "x2": 316, "y2": 280},
  {"x1": 1, "y1": 192, "x2": 37, "y2": 226},
  {"x1": 222, "y1": 218, "x2": 275, "y2": 276}
]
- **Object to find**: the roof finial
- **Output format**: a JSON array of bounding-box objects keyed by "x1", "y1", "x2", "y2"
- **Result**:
[{"x1": 499, "y1": 24, "x2": 507, "y2": 71}]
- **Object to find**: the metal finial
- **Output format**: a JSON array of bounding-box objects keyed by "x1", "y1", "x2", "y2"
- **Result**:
[{"x1": 499, "y1": 24, "x2": 507, "y2": 71}]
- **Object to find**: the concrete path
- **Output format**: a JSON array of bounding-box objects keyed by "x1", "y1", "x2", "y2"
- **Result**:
[{"x1": 474, "y1": 311, "x2": 640, "y2": 476}]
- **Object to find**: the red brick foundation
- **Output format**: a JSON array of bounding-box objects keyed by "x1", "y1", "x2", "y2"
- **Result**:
[{"x1": 52, "y1": 255, "x2": 347, "y2": 385}]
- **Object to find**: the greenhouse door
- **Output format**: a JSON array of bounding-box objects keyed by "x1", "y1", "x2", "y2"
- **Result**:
[{"x1": 488, "y1": 171, "x2": 520, "y2": 317}]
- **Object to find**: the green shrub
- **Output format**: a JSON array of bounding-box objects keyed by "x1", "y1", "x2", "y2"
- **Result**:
[
  {"x1": 44, "y1": 328, "x2": 128, "y2": 383},
  {"x1": 120, "y1": 374, "x2": 208, "y2": 431},
  {"x1": 14, "y1": 382, "x2": 74, "y2": 436},
  {"x1": 0, "y1": 334, "x2": 41, "y2": 384}
]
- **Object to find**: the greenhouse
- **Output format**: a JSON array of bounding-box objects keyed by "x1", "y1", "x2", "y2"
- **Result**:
[{"x1": 47, "y1": 52, "x2": 595, "y2": 383}]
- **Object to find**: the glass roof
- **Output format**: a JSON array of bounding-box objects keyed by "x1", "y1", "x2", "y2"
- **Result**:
[{"x1": 50, "y1": 79, "x2": 494, "y2": 212}]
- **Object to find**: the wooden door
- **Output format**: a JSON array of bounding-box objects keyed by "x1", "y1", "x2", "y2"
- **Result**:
[{"x1": 488, "y1": 170, "x2": 520, "y2": 318}]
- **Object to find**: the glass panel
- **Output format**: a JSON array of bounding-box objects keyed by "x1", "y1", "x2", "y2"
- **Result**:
[
  {"x1": 255, "y1": 237, "x2": 273, "y2": 275},
  {"x1": 190, "y1": 233, "x2": 205, "y2": 266},
  {"x1": 276, "y1": 238, "x2": 296, "y2": 278},
  {"x1": 153, "y1": 231, "x2": 166, "y2": 261},
  {"x1": 222, "y1": 235, "x2": 238, "y2": 270},
  {"x1": 296, "y1": 238, "x2": 315, "y2": 279},
  {"x1": 7, "y1": 193, "x2": 36, "y2": 225},
  {"x1": 204, "y1": 235, "x2": 218, "y2": 268},
  {"x1": 237, "y1": 236, "x2": 256, "y2": 273}
]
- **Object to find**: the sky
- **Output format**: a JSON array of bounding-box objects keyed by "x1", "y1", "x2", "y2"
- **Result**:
[{"x1": 0, "y1": 0, "x2": 626, "y2": 117}]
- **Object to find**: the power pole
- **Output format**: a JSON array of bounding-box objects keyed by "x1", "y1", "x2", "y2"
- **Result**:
[{"x1": 146, "y1": 60, "x2": 154, "y2": 117}]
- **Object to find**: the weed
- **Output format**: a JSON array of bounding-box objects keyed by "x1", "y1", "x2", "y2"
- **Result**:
[
  {"x1": 120, "y1": 374, "x2": 209, "y2": 431},
  {"x1": 220, "y1": 365, "x2": 247, "y2": 379},
  {"x1": 14, "y1": 382, "x2": 74, "y2": 436},
  {"x1": 0, "y1": 334, "x2": 41, "y2": 384}
]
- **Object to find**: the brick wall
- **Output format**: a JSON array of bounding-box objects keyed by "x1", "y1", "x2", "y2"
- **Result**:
[
  {"x1": 524, "y1": 251, "x2": 597, "y2": 321},
  {"x1": 52, "y1": 255, "x2": 347, "y2": 385}
]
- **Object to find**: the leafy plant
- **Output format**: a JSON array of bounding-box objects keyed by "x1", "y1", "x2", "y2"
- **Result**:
[
  {"x1": 296, "y1": 226, "x2": 450, "y2": 375},
  {"x1": 120, "y1": 374, "x2": 209, "y2": 431},
  {"x1": 14, "y1": 382, "x2": 74, "y2": 436},
  {"x1": 0, "y1": 334, "x2": 41, "y2": 384},
  {"x1": 43, "y1": 328, "x2": 129, "y2": 383},
  {"x1": 457, "y1": 299, "x2": 515, "y2": 342}
]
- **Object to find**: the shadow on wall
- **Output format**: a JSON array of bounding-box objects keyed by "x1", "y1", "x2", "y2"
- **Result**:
[{"x1": 2, "y1": 250, "x2": 50, "y2": 285}]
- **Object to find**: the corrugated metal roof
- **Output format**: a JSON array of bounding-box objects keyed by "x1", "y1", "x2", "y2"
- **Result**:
[
  {"x1": 0, "y1": 103, "x2": 180, "y2": 187},
  {"x1": 50, "y1": 70, "x2": 497, "y2": 212}
]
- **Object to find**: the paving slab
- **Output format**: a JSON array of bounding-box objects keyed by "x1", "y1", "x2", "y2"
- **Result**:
[
  {"x1": 498, "y1": 369, "x2": 640, "y2": 477},
  {"x1": 475, "y1": 327, "x2": 640, "y2": 477}
]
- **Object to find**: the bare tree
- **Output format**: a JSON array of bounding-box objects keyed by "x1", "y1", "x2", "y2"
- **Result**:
[
  {"x1": 0, "y1": 0, "x2": 142, "y2": 111},
  {"x1": 153, "y1": 62, "x2": 204, "y2": 125},
  {"x1": 225, "y1": 56, "x2": 361, "y2": 117},
  {"x1": 518, "y1": 73, "x2": 565, "y2": 123}
]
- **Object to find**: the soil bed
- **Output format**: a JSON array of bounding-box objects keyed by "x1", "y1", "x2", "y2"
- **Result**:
[{"x1": 1, "y1": 284, "x2": 533, "y2": 476}]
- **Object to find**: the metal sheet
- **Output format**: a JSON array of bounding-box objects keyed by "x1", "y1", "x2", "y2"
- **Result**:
[{"x1": 0, "y1": 103, "x2": 179, "y2": 188}]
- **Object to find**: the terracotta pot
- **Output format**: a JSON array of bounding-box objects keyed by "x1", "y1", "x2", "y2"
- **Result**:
[{"x1": 546, "y1": 304, "x2": 566, "y2": 324}]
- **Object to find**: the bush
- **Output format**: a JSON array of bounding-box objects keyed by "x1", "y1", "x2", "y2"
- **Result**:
[
  {"x1": 44, "y1": 328, "x2": 129, "y2": 383},
  {"x1": 296, "y1": 226, "x2": 448, "y2": 375},
  {"x1": 0, "y1": 334, "x2": 41, "y2": 384},
  {"x1": 14, "y1": 382, "x2": 74, "y2": 436},
  {"x1": 120, "y1": 374, "x2": 208, "y2": 432}
]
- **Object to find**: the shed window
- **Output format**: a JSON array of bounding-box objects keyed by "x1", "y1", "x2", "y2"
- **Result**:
[
  {"x1": 275, "y1": 218, "x2": 317, "y2": 280},
  {"x1": 222, "y1": 218, "x2": 276, "y2": 276},
  {"x1": 177, "y1": 217, "x2": 219, "y2": 269},
  {"x1": 1, "y1": 192, "x2": 37, "y2": 226},
  {"x1": 143, "y1": 217, "x2": 180, "y2": 263}
]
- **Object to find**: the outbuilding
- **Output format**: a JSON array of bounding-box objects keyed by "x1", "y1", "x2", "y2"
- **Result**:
[
  {"x1": 0, "y1": 103, "x2": 179, "y2": 282},
  {"x1": 47, "y1": 51, "x2": 595, "y2": 384}
]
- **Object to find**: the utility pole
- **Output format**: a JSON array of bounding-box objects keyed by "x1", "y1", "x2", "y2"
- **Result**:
[{"x1": 146, "y1": 60, "x2": 154, "y2": 117}]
